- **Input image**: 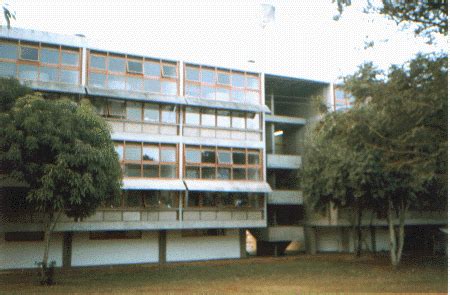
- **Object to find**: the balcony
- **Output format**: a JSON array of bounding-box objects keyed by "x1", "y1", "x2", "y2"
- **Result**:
[
  {"x1": 267, "y1": 154, "x2": 302, "y2": 169},
  {"x1": 268, "y1": 190, "x2": 303, "y2": 205}
]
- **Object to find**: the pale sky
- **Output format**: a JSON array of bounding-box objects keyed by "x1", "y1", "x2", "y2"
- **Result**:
[{"x1": 6, "y1": 0, "x2": 447, "y2": 83}]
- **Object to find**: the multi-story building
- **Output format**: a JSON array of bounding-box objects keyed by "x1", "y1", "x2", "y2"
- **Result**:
[{"x1": 0, "y1": 28, "x2": 446, "y2": 269}]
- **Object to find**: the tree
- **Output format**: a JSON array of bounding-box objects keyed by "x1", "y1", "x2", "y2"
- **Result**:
[
  {"x1": 333, "y1": 0, "x2": 448, "y2": 41},
  {"x1": 0, "y1": 78, "x2": 122, "y2": 283},
  {"x1": 2, "y1": 2, "x2": 16, "y2": 29},
  {"x1": 302, "y1": 53, "x2": 447, "y2": 267}
]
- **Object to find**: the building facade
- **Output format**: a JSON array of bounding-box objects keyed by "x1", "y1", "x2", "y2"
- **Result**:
[{"x1": 0, "y1": 28, "x2": 446, "y2": 269}]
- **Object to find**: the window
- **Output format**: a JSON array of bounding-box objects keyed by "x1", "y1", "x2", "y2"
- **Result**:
[
  {"x1": 0, "y1": 43, "x2": 17, "y2": 59},
  {"x1": 20, "y1": 46, "x2": 38, "y2": 61},
  {"x1": 185, "y1": 107, "x2": 200, "y2": 125},
  {"x1": 201, "y1": 69, "x2": 215, "y2": 83},
  {"x1": 127, "y1": 60, "x2": 143, "y2": 74},
  {"x1": 109, "y1": 57, "x2": 126, "y2": 73},
  {"x1": 161, "y1": 105, "x2": 177, "y2": 124},
  {"x1": 186, "y1": 67, "x2": 200, "y2": 81},
  {"x1": 61, "y1": 51, "x2": 79, "y2": 66},
  {"x1": 41, "y1": 48, "x2": 59, "y2": 64},
  {"x1": 247, "y1": 113, "x2": 260, "y2": 130},
  {"x1": 184, "y1": 146, "x2": 262, "y2": 180},
  {"x1": 201, "y1": 109, "x2": 215, "y2": 127},
  {"x1": 217, "y1": 72, "x2": 230, "y2": 85},
  {"x1": 217, "y1": 110, "x2": 231, "y2": 128},
  {"x1": 127, "y1": 102, "x2": 142, "y2": 121},
  {"x1": 246, "y1": 76, "x2": 259, "y2": 89},
  {"x1": 232, "y1": 73, "x2": 245, "y2": 87},
  {"x1": 232, "y1": 112, "x2": 246, "y2": 129},
  {"x1": 5, "y1": 232, "x2": 44, "y2": 242},
  {"x1": 144, "y1": 103, "x2": 160, "y2": 122},
  {"x1": 90, "y1": 55, "x2": 106, "y2": 69},
  {"x1": 106, "y1": 100, "x2": 125, "y2": 119},
  {"x1": 119, "y1": 142, "x2": 177, "y2": 178},
  {"x1": 89, "y1": 231, "x2": 142, "y2": 240},
  {"x1": 144, "y1": 61, "x2": 160, "y2": 76},
  {"x1": 162, "y1": 64, "x2": 177, "y2": 78}
]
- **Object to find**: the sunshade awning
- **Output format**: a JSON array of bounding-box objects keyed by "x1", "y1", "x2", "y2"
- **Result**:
[{"x1": 183, "y1": 180, "x2": 272, "y2": 193}]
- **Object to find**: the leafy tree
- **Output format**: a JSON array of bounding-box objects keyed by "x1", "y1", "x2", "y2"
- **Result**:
[
  {"x1": 333, "y1": 0, "x2": 448, "y2": 41},
  {"x1": 2, "y1": 2, "x2": 15, "y2": 29},
  {"x1": 302, "y1": 53, "x2": 447, "y2": 267},
  {"x1": 0, "y1": 78, "x2": 122, "y2": 283}
]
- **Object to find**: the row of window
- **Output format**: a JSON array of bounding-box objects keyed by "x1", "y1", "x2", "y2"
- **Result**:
[
  {"x1": 0, "y1": 41, "x2": 261, "y2": 104},
  {"x1": 0, "y1": 41, "x2": 80, "y2": 84},
  {"x1": 94, "y1": 98, "x2": 262, "y2": 131},
  {"x1": 114, "y1": 142, "x2": 263, "y2": 180},
  {"x1": 106, "y1": 191, "x2": 263, "y2": 209}
]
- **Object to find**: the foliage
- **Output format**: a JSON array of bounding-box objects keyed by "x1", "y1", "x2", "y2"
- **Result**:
[
  {"x1": 2, "y1": 2, "x2": 15, "y2": 29},
  {"x1": 0, "y1": 78, "x2": 122, "y2": 283},
  {"x1": 333, "y1": 0, "x2": 448, "y2": 41},
  {"x1": 302, "y1": 53, "x2": 447, "y2": 266}
]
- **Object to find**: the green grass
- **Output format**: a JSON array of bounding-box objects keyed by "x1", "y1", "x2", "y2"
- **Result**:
[{"x1": 0, "y1": 254, "x2": 447, "y2": 294}]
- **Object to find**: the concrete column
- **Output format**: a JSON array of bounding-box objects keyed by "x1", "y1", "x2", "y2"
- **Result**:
[
  {"x1": 81, "y1": 47, "x2": 87, "y2": 86},
  {"x1": 304, "y1": 226, "x2": 317, "y2": 255},
  {"x1": 159, "y1": 230, "x2": 167, "y2": 264},
  {"x1": 239, "y1": 229, "x2": 247, "y2": 258},
  {"x1": 62, "y1": 232, "x2": 72, "y2": 268}
]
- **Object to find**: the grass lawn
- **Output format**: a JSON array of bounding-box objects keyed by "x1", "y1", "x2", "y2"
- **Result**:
[{"x1": 0, "y1": 254, "x2": 447, "y2": 294}]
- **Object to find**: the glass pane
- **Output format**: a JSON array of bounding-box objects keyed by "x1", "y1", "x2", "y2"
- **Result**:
[
  {"x1": 186, "y1": 67, "x2": 200, "y2": 81},
  {"x1": 203, "y1": 193, "x2": 216, "y2": 206},
  {"x1": 232, "y1": 112, "x2": 246, "y2": 129},
  {"x1": 108, "y1": 75, "x2": 126, "y2": 90},
  {"x1": 20, "y1": 47, "x2": 38, "y2": 61},
  {"x1": 125, "y1": 191, "x2": 142, "y2": 207},
  {"x1": 217, "y1": 110, "x2": 230, "y2": 128},
  {"x1": 161, "y1": 165, "x2": 176, "y2": 178},
  {"x1": 233, "y1": 168, "x2": 246, "y2": 180},
  {"x1": 161, "y1": 81, "x2": 177, "y2": 95},
  {"x1": 18, "y1": 65, "x2": 38, "y2": 80},
  {"x1": 201, "y1": 86, "x2": 215, "y2": 99},
  {"x1": 144, "y1": 61, "x2": 160, "y2": 76},
  {"x1": 127, "y1": 77, "x2": 143, "y2": 91},
  {"x1": 144, "y1": 79, "x2": 160, "y2": 93},
  {"x1": 248, "y1": 153, "x2": 260, "y2": 165},
  {"x1": 248, "y1": 168, "x2": 260, "y2": 180},
  {"x1": 160, "y1": 191, "x2": 177, "y2": 208},
  {"x1": 0, "y1": 43, "x2": 17, "y2": 59},
  {"x1": 128, "y1": 60, "x2": 143, "y2": 73},
  {"x1": 185, "y1": 107, "x2": 200, "y2": 125},
  {"x1": 186, "y1": 150, "x2": 201, "y2": 163},
  {"x1": 201, "y1": 167, "x2": 215, "y2": 179},
  {"x1": 161, "y1": 105, "x2": 177, "y2": 123},
  {"x1": 126, "y1": 102, "x2": 141, "y2": 121},
  {"x1": 201, "y1": 110, "x2": 215, "y2": 126},
  {"x1": 143, "y1": 146, "x2": 159, "y2": 161},
  {"x1": 90, "y1": 55, "x2": 106, "y2": 69},
  {"x1": 114, "y1": 145, "x2": 124, "y2": 160},
  {"x1": 216, "y1": 87, "x2": 230, "y2": 101},
  {"x1": 246, "y1": 91, "x2": 260, "y2": 104},
  {"x1": 41, "y1": 48, "x2": 59, "y2": 64},
  {"x1": 124, "y1": 164, "x2": 141, "y2": 177},
  {"x1": 89, "y1": 72, "x2": 106, "y2": 87},
  {"x1": 125, "y1": 145, "x2": 141, "y2": 161},
  {"x1": 143, "y1": 191, "x2": 158, "y2": 207},
  {"x1": 231, "y1": 90, "x2": 245, "y2": 102},
  {"x1": 60, "y1": 70, "x2": 79, "y2": 84},
  {"x1": 162, "y1": 64, "x2": 177, "y2": 78},
  {"x1": 109, "y1": 57, "x2": 126, "y2": 72},
  {"x1": 247, "y1": 113, "x2": 260, "y2": 130},
  {"x1": 234, "y1": 193, "x2": 249, "y2": 207},
  {"x1": 144, "y1": 103, "x2": 159, "y2": 122},
  {"x1": 40, "y1": 67, "x2": 58, "y2": 82},
  {"x1": 186, "y1": 83, "x2": 200, "y2": 97},
  {"x1": 61, "y1": 51, "x2": 79, "y2": 66},
  {"x1": 233, "y1": 152, "x2": 246, "y2": 164},
  {"x1": 247, "y1": 76, "x2": 259, "y2": 89},
  {"x1": 218, "y1": 152, "x2": 232, "y2": 164},
  {"x1": 186, "y1": 166, "x2": 200, "y2": 178},
  {"x1": 232, "y1": 74, "x2": 245, "y2": 87},
  {"x1": 202, "y1": 69, "x2": 215, "y2": 83},
  {"x1": 0, "y1": 62, "x2": 16, "y2": 77},
  {"x1": 218, "y1": 168, "x2": 231, "y2": 180},
  {"x1": 108, "y1": 100, "x2": 125, "y2": 118},
  {"x1": 201, "y1": 151, "x2": 216, "y2": 163},
  {"x1": 188, "y1": 192, "x2": 201, "y2": 206},
  {"x1": 143, "y1": 165, "x2": 159, "y2": 177},
  {"x1": 161, "y1": 149, "x2": 176, "y2": 162},
  {"x1": 217, "y1": 72, "x2": 230, "y2": 85}
]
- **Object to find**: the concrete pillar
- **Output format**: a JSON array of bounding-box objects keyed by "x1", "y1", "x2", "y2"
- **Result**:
[
  {"x1": 304, "y1": 226, "x2": 317, "y2": 255},
  {"x1": 62, "y1": 232, "x2": 72, "y2": 268},
  {"x1": 159, "y1": 230, "x2": 167, "y2": 264},
  {"x1": 239, "y1": 229, "x2": 247, "y2": 258}
]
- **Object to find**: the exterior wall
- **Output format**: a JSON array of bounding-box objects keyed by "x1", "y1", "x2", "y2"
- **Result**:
[
  {"x1": 71, "y1": 231, "x2": 159, "y2": 266},
  {"x1": 0, "y1": 232, "x2": 63, "y2": 269},
  {"x1": 166, "y1": 229, "x2": 240, "y2": 262}
]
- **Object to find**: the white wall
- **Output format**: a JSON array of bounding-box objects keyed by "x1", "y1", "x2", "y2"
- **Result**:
[
  {"x1": 316, "y1": 228, "x2": 340, "y2": 252},
  {"x1": 71, "y1": 231, "x2": 159, "y2": 266},
  {"x1": 0, "y1": 232, "x2": 63, "y2": 269},
  {"x1": 166, "y1": 229, "x2": 240, "y2": 262}
]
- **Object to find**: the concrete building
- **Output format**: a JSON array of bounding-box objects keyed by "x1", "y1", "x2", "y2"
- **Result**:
[{"x1": 0, "y1": 28, "x2": 446, "y2": 269}]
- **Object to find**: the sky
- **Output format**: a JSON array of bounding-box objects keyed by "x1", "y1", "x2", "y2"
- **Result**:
[{"x1": 6, "y1": 0, "x2": 447, "y2": 83}]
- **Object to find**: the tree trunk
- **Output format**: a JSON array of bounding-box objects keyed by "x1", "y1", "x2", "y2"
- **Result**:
[
  {"x1": 387, "y1": 197, "x2": 408, "y2": 268},
  {"x1": 355, "y1": 202, "x2": 363, "y2": 258},
  {"x1": 40, "y1": 210, "x2": 62, "y2": 285}
]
